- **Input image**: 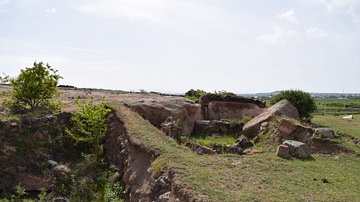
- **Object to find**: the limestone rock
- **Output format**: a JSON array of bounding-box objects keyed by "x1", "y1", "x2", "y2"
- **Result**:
[
  {"x1": 343, "y1": 115, "x2": 353, "y2": 119},
  {"x1": 276, "y1": 144, "x2": 290, "y2": 158},
  {"x1": 188, "y1": 142, "x2": 215, "y2": 155},
  {"x1": 53, "y1": 165, "x2": 72, "y2": 181},
  {"x1": 122, "y1": 95, "x2": 202, "y2": 135},
  {"x1": 277, "y1": 119, "x2": 297, "y2": 135},
  {"x1": 207, "y1": 101, "x2": 264, "y2": 120},
  {"x1": 314, "y1": 128, "x2": 335, "y2": 138},
  {"x1": 193, "y1": 120, "x2": 243, "y2": 134},
  {"x1": 11, "y1": 173, "x2": 52, "y2": 191},
  {"x1": 243, "y1": 99, "x2": 300, "y2": 137},
  {"x1": 283, "y1": 140, "x2": 311, "y2": 158}
]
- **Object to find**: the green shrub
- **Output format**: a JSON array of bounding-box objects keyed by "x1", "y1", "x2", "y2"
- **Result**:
[
  {"x1": 7, "y1": 61, "x2": 62, "y2": 110},
  {"x1": 270, "y1": 89, "x2": 317, "y2": 120},
  {"x1": 66, "y1": 97, "x2": 111, "y2": 160},
  {"x1": 185, "y1": 89, "x2": 207, "y2": 101}
]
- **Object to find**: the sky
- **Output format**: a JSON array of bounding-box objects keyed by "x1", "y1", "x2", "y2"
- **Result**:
[{"x1": 0, "y1": 0, "x2": 359, "y2": 94}]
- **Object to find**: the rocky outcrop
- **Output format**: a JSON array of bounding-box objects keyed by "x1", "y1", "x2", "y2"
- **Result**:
[
  {"x1": 11, "y1": 173, "x2": 52, "y2": 191},
  {"x1": 53, "y1": 165, "x2": 72, "y2": 181},
  {"x1": 273, "y1": 118, "x2": 353, "y2": 155},
  {"x1": 200, "y1": 94, "x2": 266, "y2": 120},
  {"x1": 122, "y1": 95, "x2": 202, "y2": 135},
  {"x1": 104, "y1": 109, "x2": 199, "y2": 202},
  {"x1": 193, "y1": 120, "x2": 243, "y2": 135},
  {"x1": 207, "y1": 101, "x2": 265, "y2": 120},
  {"x1": 242, "y1": 99, "x2": 300, "y2": 137}
]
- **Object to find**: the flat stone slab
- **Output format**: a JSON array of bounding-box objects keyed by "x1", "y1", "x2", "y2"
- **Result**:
[{"x1": 283, "y1": 140, "x2": 311, "y2": 158}]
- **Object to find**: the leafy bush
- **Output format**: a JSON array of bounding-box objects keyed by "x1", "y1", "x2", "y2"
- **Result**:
[
  {"x1": 185, "y1": 89, "x2": 207, "y2": 101},
  {"x1": 7, "y1": 61, "x2": 62, "y2": 110},
  {"x1": 66, "y1": 97, "x2": 111, "y2": 160},
  {"x1": 270, "y1": 89, "x2": 317, "y2": 120},
  {"x1": 0, "y1": 73, "x2": 9, "y2": 85}
]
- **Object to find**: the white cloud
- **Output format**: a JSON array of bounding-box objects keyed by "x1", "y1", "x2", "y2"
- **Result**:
[
  {"x1": 46, "y1": 8, "x2": 56, "y2": 13},
  {"x1": 316, "y1": 0, "x2": 360, "y2": 23},
  {"x1": 258, "y1": 28, "x2": 298, "y2": 44},
  {"x1": 77, "y1": 0, "x2": 220, "y2": 25},
  {"x1": 306, "y1": 27, "x2": 329, "y2": 38},
  {"x1": 277, "y1": 9, "x2": 299, "y2": 23},
  {"x1": 0, "y1": 0, "x2": 10, "y2": 5}
]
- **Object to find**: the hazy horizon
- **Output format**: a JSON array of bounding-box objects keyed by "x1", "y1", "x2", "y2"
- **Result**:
[{"x1": 1, "y1": 0, "x2": 359, "y2": 94}]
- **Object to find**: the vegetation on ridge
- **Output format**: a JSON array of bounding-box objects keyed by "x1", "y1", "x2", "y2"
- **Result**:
[{"x1": 4, "y1": 61, "x2": 62, "y2": 110}]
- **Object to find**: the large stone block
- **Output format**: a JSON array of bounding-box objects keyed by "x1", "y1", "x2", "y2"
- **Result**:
[
  {"x1": 243, "y1": 99, "x2": 300, "y2": 137},
  {"x1": 283, "y1": 140, "x2": 311, "y2": 158}
]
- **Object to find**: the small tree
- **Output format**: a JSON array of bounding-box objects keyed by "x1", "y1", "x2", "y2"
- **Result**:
[
  {"x1": 8, "y1": 61, "x2": 62, "y2": 109},
  {"x1": 0, "y1": 73, "x2": 9, "y2": 85},
  {"x1": 66, "y1": 97, "x2": 111, "y2": 160},
  {"x1": 270, "y1": 89, "x2": 317, "y2": 120}
]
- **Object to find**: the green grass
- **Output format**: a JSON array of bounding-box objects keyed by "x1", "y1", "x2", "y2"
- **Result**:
[
  {"x1": 315, "y1": 99, "x2": 360, "y2": 115},
  {"x1": 108, "y1": 102, "x2": 360, "y2": 202},
  {"x1": 312, "y1": 115, "x2": 360, "y2": 139},
  {"x1": 188, "y1": 135, "x2": 237, "y2": 147}
]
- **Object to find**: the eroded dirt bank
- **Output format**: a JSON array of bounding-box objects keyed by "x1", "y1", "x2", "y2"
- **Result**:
[{"x1": 104, "y1": 107, "x2": 199, "y2": 202}]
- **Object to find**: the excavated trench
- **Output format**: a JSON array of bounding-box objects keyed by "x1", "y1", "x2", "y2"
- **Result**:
[{"x1": 104, "y1": 110, "x2": 198, "y2": 202}]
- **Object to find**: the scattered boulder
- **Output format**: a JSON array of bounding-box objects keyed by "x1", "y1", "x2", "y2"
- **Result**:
[
  {"x1": 283, "y1": 140, "x2": 311, "y2": 158},
  {"x1": 11, "y1": 173, "x2": 52, "y2": 191},
  {"x1": 235, "y1": 137, "x2": 253, "y2": 150},
  {"x1": 48, "y1": 160, "x2": 58, "y2": 167},
  {"x1": 53, "y1": 165, "x2": 72, "y2": 181},
  {"x1": 187, "y1": 142, "x2": 215, "y2": 155},
  {"x1": 313, "y1": 128, "x2": 335, "y2": 139},
  {"x1": 343, "y1": 115, "x2": 353, "y2": 119},
  {"x1": 243, "y1": 99, "x2": 300, "y2": 137},
  {"x1": 228, "y1": 146, "x2": 244, "y2": 155},
  {"x1": 277, "y1": 119, "x2": 297, "y2": 135},
  {"x1": 276, "y1": 144, "x2": 290, "y2": 158}
]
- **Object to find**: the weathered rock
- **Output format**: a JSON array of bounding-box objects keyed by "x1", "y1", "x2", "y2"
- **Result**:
[
  {"x1": 242, "y1": 99, "x2": 300, "y2": 137},
  {"x1": 314, "y1": 128, "x2": 335, "y2": 138},
  {"x1": 52, "y1": 197, "x2": 70, "y2": 202},
  {"x1": 283, "y1": 140, "x2": 311, "y2": 158},
  {"x1": 11, "y1": 173, "x2": 52, "y2": 191},
  {"x1": 207, "y1": 101, "x2": 265, "y2": 120},
  {"x1": 48, "y1": 160, "x2": 58, "y2": 167},
  {"x1": 277, "y1": 119, "x2": 297, "y2": 135},
  {"x1": 276, "y1": 144, "x2": 290, "y2": 158},
  {"x1": 53, "y1": 165, "x2": 72, "y2": 181},
  {"x1": 193, "y1": 120, "x2": 243, "y2": 134},
  {"x1": 160, "y1": 117, "x2": 181, "y2": 143},
  {"x1": 200, "y1": 94, "x2": 266, "y2": 108},
  {"x1": 34, "y1": 130, "x2": 44, "y2": 140},
  {"x1": 343, "y1": 115, "x2": 353, "y2": 119},
  {"x1": 235, "y1": 137, "x2": 253, "y2": 149},
  {"x1": 188, "y1": 142, "x2": 215, "y2": 155},
  {"x1": 157, "y1": 191, "x2": 172, "y2": 202},
  {"x1": 122, "y1": 95, "x2": 202, "y2": 135},
  {"x1": 2, "y1": 144, "x2": 16, "y2": 155},
  {"x1": 228, "y1": 146, "x2": 244, "y2": 155}
]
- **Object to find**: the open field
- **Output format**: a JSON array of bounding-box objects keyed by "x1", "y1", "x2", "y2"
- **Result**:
[
  {"x1": 2, "y1": 85, "x2": 360, "y2": 201},
  {"x1": 314, "y1": 98, "x2": 360, "y2": 115},
  {"x1": 111, "y1": 102, "x2": 360, "y2": 202}
]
